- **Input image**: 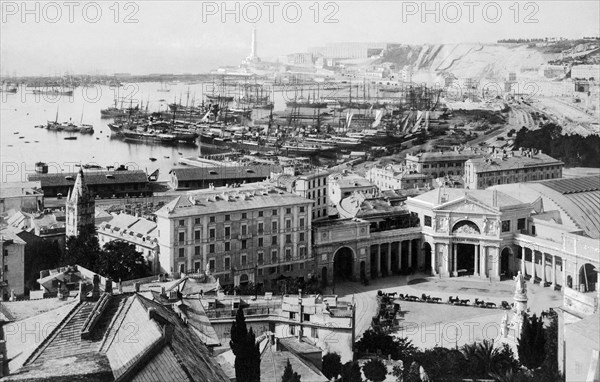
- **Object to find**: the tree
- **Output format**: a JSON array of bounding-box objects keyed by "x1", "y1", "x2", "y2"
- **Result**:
[
  {"x1": 282, "y1": 359, "x2": 301, "y2": 382},
  {"x1": 62, "y1": 225, "x2": 101, "y2": 269},
  {"x1": 355, "y1": 328, "x2": 416, "y2": 361},
  {"x1": 322, "y1": 352, "x2": 342, "y2": 380},
  {"x1": 97, "y1": 241, "x2": 152, "y2": 282},
  {"x1": 362, "y1": 359, "x2": 387, "y2": 382},
  {"x1": 230, "y1": 307, "x2": 261, "y2": 382},
  {"x1": 517, "y1": 313, "x2": 546, "y2": 369},
  {"x1": 24, "y1": 238, "x2": 61, "y2": 292}
]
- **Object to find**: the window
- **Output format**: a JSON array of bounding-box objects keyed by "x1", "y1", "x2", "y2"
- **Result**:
[
  {"x1": 501, "y1": 220, "x2": 511, "y2": 232},
  {"x1": 290, "y1": 325, "x2": 296, "y2": 335},
  {"x1": 209, "y1": 244, "x2": 215, "y2": 253},
  {"x1": 178, "y1": 219, "x2": 185, "y2": 227},
  {"x1": 258, "y1": 268, "x2": 263, "y2": 276},
  {"x1": 289, "y1": 312, "x2": 296, "y2": 320},
  {"x1": 271, "y1": 250, "x2": 278, "y2": 262},
  {"x1": 272, "y1": 221, "x2": 278, "y2": 231},
  {"x1": 225, "y1": 242, "x2": 230, "y2": 252},
  {"x1": 194, "y1": 246, "x2": 201, "y2": 256},
  {"x1": 209, "y1": 259, "x2": 215, "y2": 271},
  {"x1": 241, "y1": 224, "x2": 247, "y2": 236},
  {"x1": 299, "y1": 246, "x2": 306, "y2": 258},
  {"x1": 225, "y1": 214, "x2": 230, "y2": 221},
  {"x1": 285, "y1": 219, "x2": 292, "y2": 229},
  {"x1": 225, "y1": 226, "x2": 231, "y2": 238},
  {"x1": 194, "y1": 218, "x2": 201, "y2": 225},
  {"x1": 286, "y1": 208, "x2": 291, "y2": 215},
  {"x1": 209, "y1": 228, "x2": 216, "y2": 239},
  {"x1": 209, "y1": 216, "x2": 215, "y2": 223},
  {"x1": 194, "y1": 230, "x2": 201, "y2": 241},
  {"x1": 242, "y1": 212, "x2": 247, "y2": 219},
  {"x1": 241, "y1": 240, "x2": 247, "y2": 250},
  {"x1": 258, "y1": 237, "x2": 264, "y2": 247},
  {"x1": 241, "y1": 254, "x2": 247, "y2": 266},
  {"x1": 299, "y1": 218, "x2": 305, "y2": 228},
  {"x1": 272, "y1": 236, "x2": 277, "y2": 245},
  {"x1": 424, "y1": 216, "x2": 432, "y2": 227},
  {"x1": 258, "y1": 222, "x2": 264, "y2": 233},
  {"x1": 272, "y1": 209, "x2": 278, "y2": 216},
  {"x1": 194, "y1": 261, "x2": 201, "y2": 272},
  {"x1": 258, "y1": 252, "x2": 264, "y2": 264},
  {"x1": 286, "y1": 234, "x2": 292, "y2": 244},
  {"x1": 517, "y1": 218, "x2": 526, "y2": 230},
  {"x1": 258, "y1": 211, "x2": 264, "y2": 217},
  {"x1": 179, "y1": 263, "x2": 185, "y2": 274},
  {"x1": 178, "y1": 232, "x2": 185, "y2": 243},
  {"x1": 285, "y1": 248, "x2": 292, "y2": 261},
  {"x1": 178, "y1": 248, "x2": 185, "y2": 258},
  {"x1": 300, "y1": 206, "x2": 305, "y2": 213},
  {"x1": 311, "y1": 327, "x2": 318, "y2": 338},
  {"x1": 299, "y1": 232, "x2": 305, "y2": 242},
  {"x1": 225, "y1": 257, "x2": 230, "y2": 270}
]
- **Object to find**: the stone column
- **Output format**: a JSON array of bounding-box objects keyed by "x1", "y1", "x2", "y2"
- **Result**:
[
  {"x1": 376, "y1": 244, "x2": 382, "y2": 277},
  {"x1": 474, "y1": 245, "x2": 480, "y2": 276},
  {"x1": 520, "y1": 246, "x2": 526, "y2": 276},
  {"x1": 398, "y1": 241, "x2": 403, "y2": 273},
  {"x1": 541, "y1": 253, "x2": 547, "y2": 286},
  {"x1": 562, "y1": 258, "x2": 568, "y2": 291},
  {"x1": 407, "y1": 240, "x2": 413, "y2": 268},
  {"x1": 480, "y1": 246, "x2": 487, "y2": 278},
  {"x1": 530, "y1": 249, "x2": 537, "y2": 284},
  {"x1": 551, "y1": 255, "x2": 557, "y2": 289},
  {"x1": 387, "y1": 243, "x2": 392, "y2": 276},
  {"x1": 452, "y1": 243, "x2": 458, "y2": 277},
  {"x1": 431, "y1": 244, "x2": 437, "y2": 275}
]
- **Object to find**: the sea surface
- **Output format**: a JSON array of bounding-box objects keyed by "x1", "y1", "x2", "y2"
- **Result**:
[{"x1": 0, "y1": 82, "x2": 286, "y2": 183}]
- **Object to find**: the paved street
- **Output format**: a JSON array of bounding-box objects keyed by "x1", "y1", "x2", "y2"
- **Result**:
[{"x1": 331, "y1": 274, "x2": 563, "y2": 361}]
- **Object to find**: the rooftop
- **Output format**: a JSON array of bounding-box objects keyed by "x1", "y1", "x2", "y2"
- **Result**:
[
  {"x1": 467, "y1": 150, "x2": 563, "y2": 172},
  {"x1": 406, "y1": 147, "x2": 483, "y2": 162},
  {"x1": 28, "y1": 169, "x2": 149, "y2": 187},
  {"x1": 409, "y1": 187, "x2": 526, "y2": 210},
  {"x1": 170, "y1": 164, "x2": 279, "y2": 182},
  {"x1": 0, "y1": 181, "x2": 43, "y2": 198},
  {"x1": 98, "y1": 213, "x2": 158, "y2": 243},
  {"x1": 155, "y1": 183, "x2": 311, "y2": 218}
]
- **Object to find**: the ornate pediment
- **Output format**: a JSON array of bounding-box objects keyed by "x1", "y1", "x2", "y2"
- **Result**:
[{"x1": 437, "y1": 198, "x2": 498, "y2": 215}]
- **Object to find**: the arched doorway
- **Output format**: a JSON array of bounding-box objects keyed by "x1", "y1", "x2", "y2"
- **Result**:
[
  {"x1": 422, "y1": 243, "x2": 432, "y2": 272},
  {"x1": 333, "y1": 247, "x2": 354, "y2": 281},
  {"x1": 579, "y1": 263, "x2": 598, "y2": 292},
  {"x1": 500, "y1": 247, "x2": 512, "y2": 279},
  {"x1": 240, "y1": 274, "x2": 249, "y2": 286}
]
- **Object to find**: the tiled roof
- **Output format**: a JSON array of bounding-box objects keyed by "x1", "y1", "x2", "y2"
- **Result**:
[
  {"x1": 535, "y1": 175, "x2": 600, "y2": 195},
  {"x1": 28, "y1": 170, "x2": 149, "y2": 187},
  {"x1": 4, "y1": 293, "x2": 229, "y2": 382},
  {"x1": 155, "y1": 185, "x2": 311, "y2": 218},
  {"x1": 467, "y1": 151, "x2": 563, "y2": 172},
  {"x1": 410, "y1": 188, "x2": 524, "y2": 210},
  {"x1": 98, "y1": 214, "x2": 158, "y2": 238}
]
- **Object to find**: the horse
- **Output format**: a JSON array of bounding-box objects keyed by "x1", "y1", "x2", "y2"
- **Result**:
[
  {"x1": 501, "y1": 301, "x2": 511, "y2": 310},
  {"x1": 431, "y1": 297, "x2": 442, "y2": 303},
  {"x1": 474, "y1": 298, "x2": 485, "y2": 307},
  {"x1": 459, "y1": 299, "x2": 470, "y2": 305},
  {"x1": 485, "y1": 302, "x2": 496, "y2": 308},
  {"x1": 388, "y1": 292, "x2": 397, "y2": 298}
]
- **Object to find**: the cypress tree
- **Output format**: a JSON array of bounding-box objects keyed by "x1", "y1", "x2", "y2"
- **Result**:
[{"x1": 230, "y1": 307, "x2": 261, "y2": 382}]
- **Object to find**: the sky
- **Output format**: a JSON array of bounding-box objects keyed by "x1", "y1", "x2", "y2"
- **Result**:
[{"x1": 1, "y1": 0, "x2": 599, "y2": 76}]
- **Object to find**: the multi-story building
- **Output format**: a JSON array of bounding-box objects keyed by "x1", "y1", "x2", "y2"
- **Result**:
[
  {"x1": 0, "y1": 181, "x2": 43, "y2": 213},
  {"x1": 405, "y1": 147, "x2": 483, "y2": 178},
  {"x1": 283, "y1": 170, "x2": 330, "y2": 221},
  {"x1": 367, "y1": 165, "x2": 433, "y2": 190},
  {"x1": 0, "y1": 226, "x2": 26, "y2": 299},
  {"x1": 328, "y1": 174, "x2": 378, "y2": 206},
  {"x1": 154, "y1": 183, "x2": 313, "y2": 289},
  {"x1": 464, "y1": 148, "x2": 564, "y2": 190},
  {"x1": 97, "y1": 214, "x2": 160, "y2": 273}
]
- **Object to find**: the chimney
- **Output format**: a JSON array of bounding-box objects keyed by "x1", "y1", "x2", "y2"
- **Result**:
[
  {"x1": 92, "y1": 274, "x2": 101, "y2": 300},
  {"x1": 118, "y1": 280, "x2": 123, "y2": 294},
  {"x1": 163, "y1": 325, "x2": 174, "y2": 343},
  {"x1": 134, "y1": 282, "x2": 140, "y2": 293},
  {"x1": 79, "y1": 281, "x2": 86, "y2": 302},
  {"x1": 106, "y1": 278, "x2": 113, "y2": 295}
]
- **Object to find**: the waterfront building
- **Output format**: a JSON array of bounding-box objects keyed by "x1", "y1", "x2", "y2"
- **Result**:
[
  {"x1": 0, "y1": 227, "x2": 26, "y2": 299},
  {"x1": 28, "y1": 169, "x2": 151, "y2": 198},
  {"x1": 405, "y1": 147, "x2": 483, "y2": 178},
  {"x1": 464, "y1": 148, "x2": 564, "y2": 190},
  {"x1": 168, "y1": 164, "x2": 276, "y2": 191},
  {"x1": 0, "y1": 181, "x2": 43, "y2": 213},
  {"x1": 154, "y1": 183, "x2": 313, "y2": 289},
  {"x1": 97, "y1": 213, "x2": 160, "y2": 274},
  {"x1": 65, "y1": 168, "x2": 95, "y2": 237},
  {"x1": 272, "y1": 169, "x2": 331, "y2": 221},
  {"x1": 367, "y1": 164, "x2": 433, "y2": 190}
]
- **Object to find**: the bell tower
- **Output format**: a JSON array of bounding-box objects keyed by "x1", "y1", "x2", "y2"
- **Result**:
[{"x1": 66, "y1": 168, "x2": 95, "y2": 237}]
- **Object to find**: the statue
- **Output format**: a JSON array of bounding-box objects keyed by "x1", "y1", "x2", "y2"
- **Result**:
[
  {"x1": 501, "y1": 312, "x2": 509, "y2": 338},
  {"x1": 514, "y1": 271, "x2": 526, "y2": 295},
  {"x1": 483, "y1": 217, "x2": 492, "y2": 234},
  {"x1": 205, "y1": 262, "x2": 211, "y2": 276}
]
